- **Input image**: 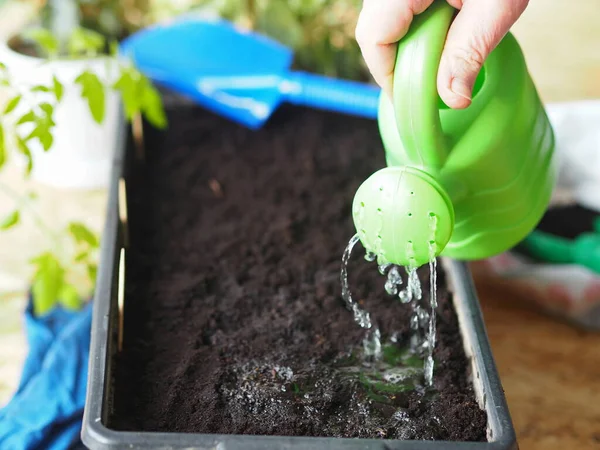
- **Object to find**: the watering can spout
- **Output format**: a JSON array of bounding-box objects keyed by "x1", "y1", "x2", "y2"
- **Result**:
[{"x1": 353, "y1": 1, "x2": 556, "y2": 267}]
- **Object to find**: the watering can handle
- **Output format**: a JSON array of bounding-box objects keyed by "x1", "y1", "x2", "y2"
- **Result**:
[{"x1": 390, "y1": 1, "x2": 455, "y2": 171}]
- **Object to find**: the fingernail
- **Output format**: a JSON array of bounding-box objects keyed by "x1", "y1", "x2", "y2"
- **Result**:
[{"x1": 450, "y1": 78, "x2": 472, "y2": 101}]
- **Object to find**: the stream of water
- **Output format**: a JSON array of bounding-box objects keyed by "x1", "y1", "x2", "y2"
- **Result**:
[
  {"x1": 340, "y1": 230, "x2": 439, "y2": 388},
  {"x1": 341, "y1": 234, "x2": 373, "y2": 330}
]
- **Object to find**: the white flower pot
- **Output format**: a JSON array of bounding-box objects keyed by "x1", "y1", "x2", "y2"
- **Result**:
[{"x1": 0, "y1": 37, "x2": 122, "y2": 190}]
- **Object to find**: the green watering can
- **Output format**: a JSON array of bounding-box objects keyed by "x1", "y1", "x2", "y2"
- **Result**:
[{"x1": 352, "y1": 1, "x2": 557, "y2": 268}]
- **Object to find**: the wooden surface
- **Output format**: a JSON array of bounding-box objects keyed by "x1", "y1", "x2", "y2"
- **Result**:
[
  {"x1": 0, "y1": 0, "x2": 599, "y2": 448},
  {"x1": 475, "y1": 277, "x2": 600, "y2": 450}
]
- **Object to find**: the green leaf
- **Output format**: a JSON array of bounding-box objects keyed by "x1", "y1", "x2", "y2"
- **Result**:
[
  {"x1": 24, "y1": 103, "x2": 55, "y2": 151},
  {"x1": 0, "y1": 123, "x2": 5, "y2": 170},
  {"x1": 108, "y1": 40, "x2": 119, "y2": 57},
  {"x1": 0, "y1": 62, "x2": 6, "y2": 70},
  {"x1": 256, "y1": 1, "x2": 304, "y2": 49},
  {"x1": 87, "y1": 263, "x2": 97, "y2": 284},
  {"x1": 0, "y1": 210, "x2": 19, "y2": 230},
  {"x1": 39, "y1": 102, "x2": 54, "y2": 120},
  {"x1": 3, "y1": 95, "x2": 22, "y2": 114},
  {"x1": 25, "y1": 120, "x2": 54, "y2": 152},
  {"x1": 68, "y1": 222, "x2": 99, "y2": 248},
  {"x1": 139, "y1": 75, "x2": 167, "y2": 129},
  {"x1": 115, "y1": 67, "x2": 167, "y2": 129},
  {"x1": 35, "y1": 128, "x2": 53, "y2": 151},
  {"x1": 74, "y1": 250, "x2": 89, "y2": 262},
  {"x1": 53, "y1": 75, "x2": 63, "y2": 102},
  {"x1": 113, "y1": 68, "x2": 138, "y2": 120},
  {"x1": 17, "y1": 137, "x2": 33, "y2": 176},
  {"x1": 32, "y1": 85, "x2": 51, "y2": 93},
  {"x1": 58, "y1": 283, "x2": 81, "y2": 310},
  {"x1": 17, "y1": 111, "x2": 36, "y2": 125},
  {"x1": 67, "y1": 27, "x2": 106, "y2": 57},
  {"x1": 75, "y1": 71, "x2": 105, "y2": 124},
  {"x1": 30, "y1": 252, "x2": 65, "y2": 315},
  {"x1": 22, "y1": 28, "x2": 59, "y2": 57}
]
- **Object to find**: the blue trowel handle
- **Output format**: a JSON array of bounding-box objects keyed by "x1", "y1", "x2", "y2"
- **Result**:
[{"x1": 283, "y1": 71, "x2": 380, "y2": 119}]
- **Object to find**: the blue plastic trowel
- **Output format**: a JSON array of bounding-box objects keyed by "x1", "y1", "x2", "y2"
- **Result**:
[{"x1": 119, "y1": 17, "x2": 380, "y2": 129}]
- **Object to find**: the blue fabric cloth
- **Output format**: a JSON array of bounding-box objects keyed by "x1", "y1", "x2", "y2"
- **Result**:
[{"x1": 0, "y1": 300, "x2": 92, "y2": 450}]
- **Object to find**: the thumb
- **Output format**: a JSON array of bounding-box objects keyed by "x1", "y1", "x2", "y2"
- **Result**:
[{"x1": 438, "y1": 0, "x2": 529, "y2": 109}]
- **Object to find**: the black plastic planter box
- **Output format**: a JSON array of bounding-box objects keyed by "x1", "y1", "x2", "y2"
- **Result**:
[{"x1": 82, "y1": 106, "x2": 518, "y2": 450}]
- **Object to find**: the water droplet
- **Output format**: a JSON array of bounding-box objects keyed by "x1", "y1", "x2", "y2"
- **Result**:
[
  {"x1": 417, "y1": 308, "x2": 429, "y2": 326},
  {"x1": 410, "y1": 314, "x2": 419, "y2": 330},
  {"x1": 378, "y1": 263, "x2": 391, "y2": 275},
  {"x1": 398, "y1": 289, "x2": 411, "y2": 303},
  {"x1": 392, "y1": 409, "x2": 410, "y2": 423},
  {"x1": 364, "y1": 251, "x2": 377, "y2": 262},
  {"x1": 376, "y1": 253, "x2": 389, "y2": 266},
  {"x1": 362, "y1": 328, "x2": 382, "y2": 359},
  {"x1": 388, "y1": 266, "x2": 402, "y2": 284},
  {"x1": 385, "y1": 280, "x2": 398, "y2": 296},
  {"x1": 424, "y1": 356, "x2": 434, "y2": 387}
]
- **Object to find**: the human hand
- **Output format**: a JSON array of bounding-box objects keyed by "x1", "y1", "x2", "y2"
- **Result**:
[{"x1": 355, "y1": 0, "x2": 529, "y2": 109}]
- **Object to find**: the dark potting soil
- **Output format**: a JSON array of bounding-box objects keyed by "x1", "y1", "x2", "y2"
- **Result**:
[
  {"x1": 535, "y1": 204, "x2": 598, "y2": 239},
  {"x1": 515, "y1": 204, "x2": 599, "y2": 260},
  {"x1": 110, "y1": 104, "x2": 487, "y2": 441}
]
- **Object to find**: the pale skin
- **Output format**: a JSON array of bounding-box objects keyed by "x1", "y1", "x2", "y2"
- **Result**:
[{"x1": 355, "y1": 0, "x2": 530, "y2": 109}]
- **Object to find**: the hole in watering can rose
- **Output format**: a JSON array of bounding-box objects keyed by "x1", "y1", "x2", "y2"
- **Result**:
[
  {"x1": 429, "y1": 212, "x2": 435, "y2": 217},
  {"x1": 438, "y1": 66, "x2": 486, "y2": 109},
  {"x1": 408, "y1": 213, "x2": 412, "y2": 217}
]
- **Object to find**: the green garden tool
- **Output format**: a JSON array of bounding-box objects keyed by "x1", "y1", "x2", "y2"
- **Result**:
[
  {"x1": 352, "y1": 1, "x2": 556, "y2": 268},
  {"x1": 520, "y1": 217, "x2": 600, "y2": 274}
]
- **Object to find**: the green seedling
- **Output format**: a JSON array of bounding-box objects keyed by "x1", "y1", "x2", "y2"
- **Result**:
[{"x1": 0, "y1": 24, "x2": 167, "y2": 315}]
